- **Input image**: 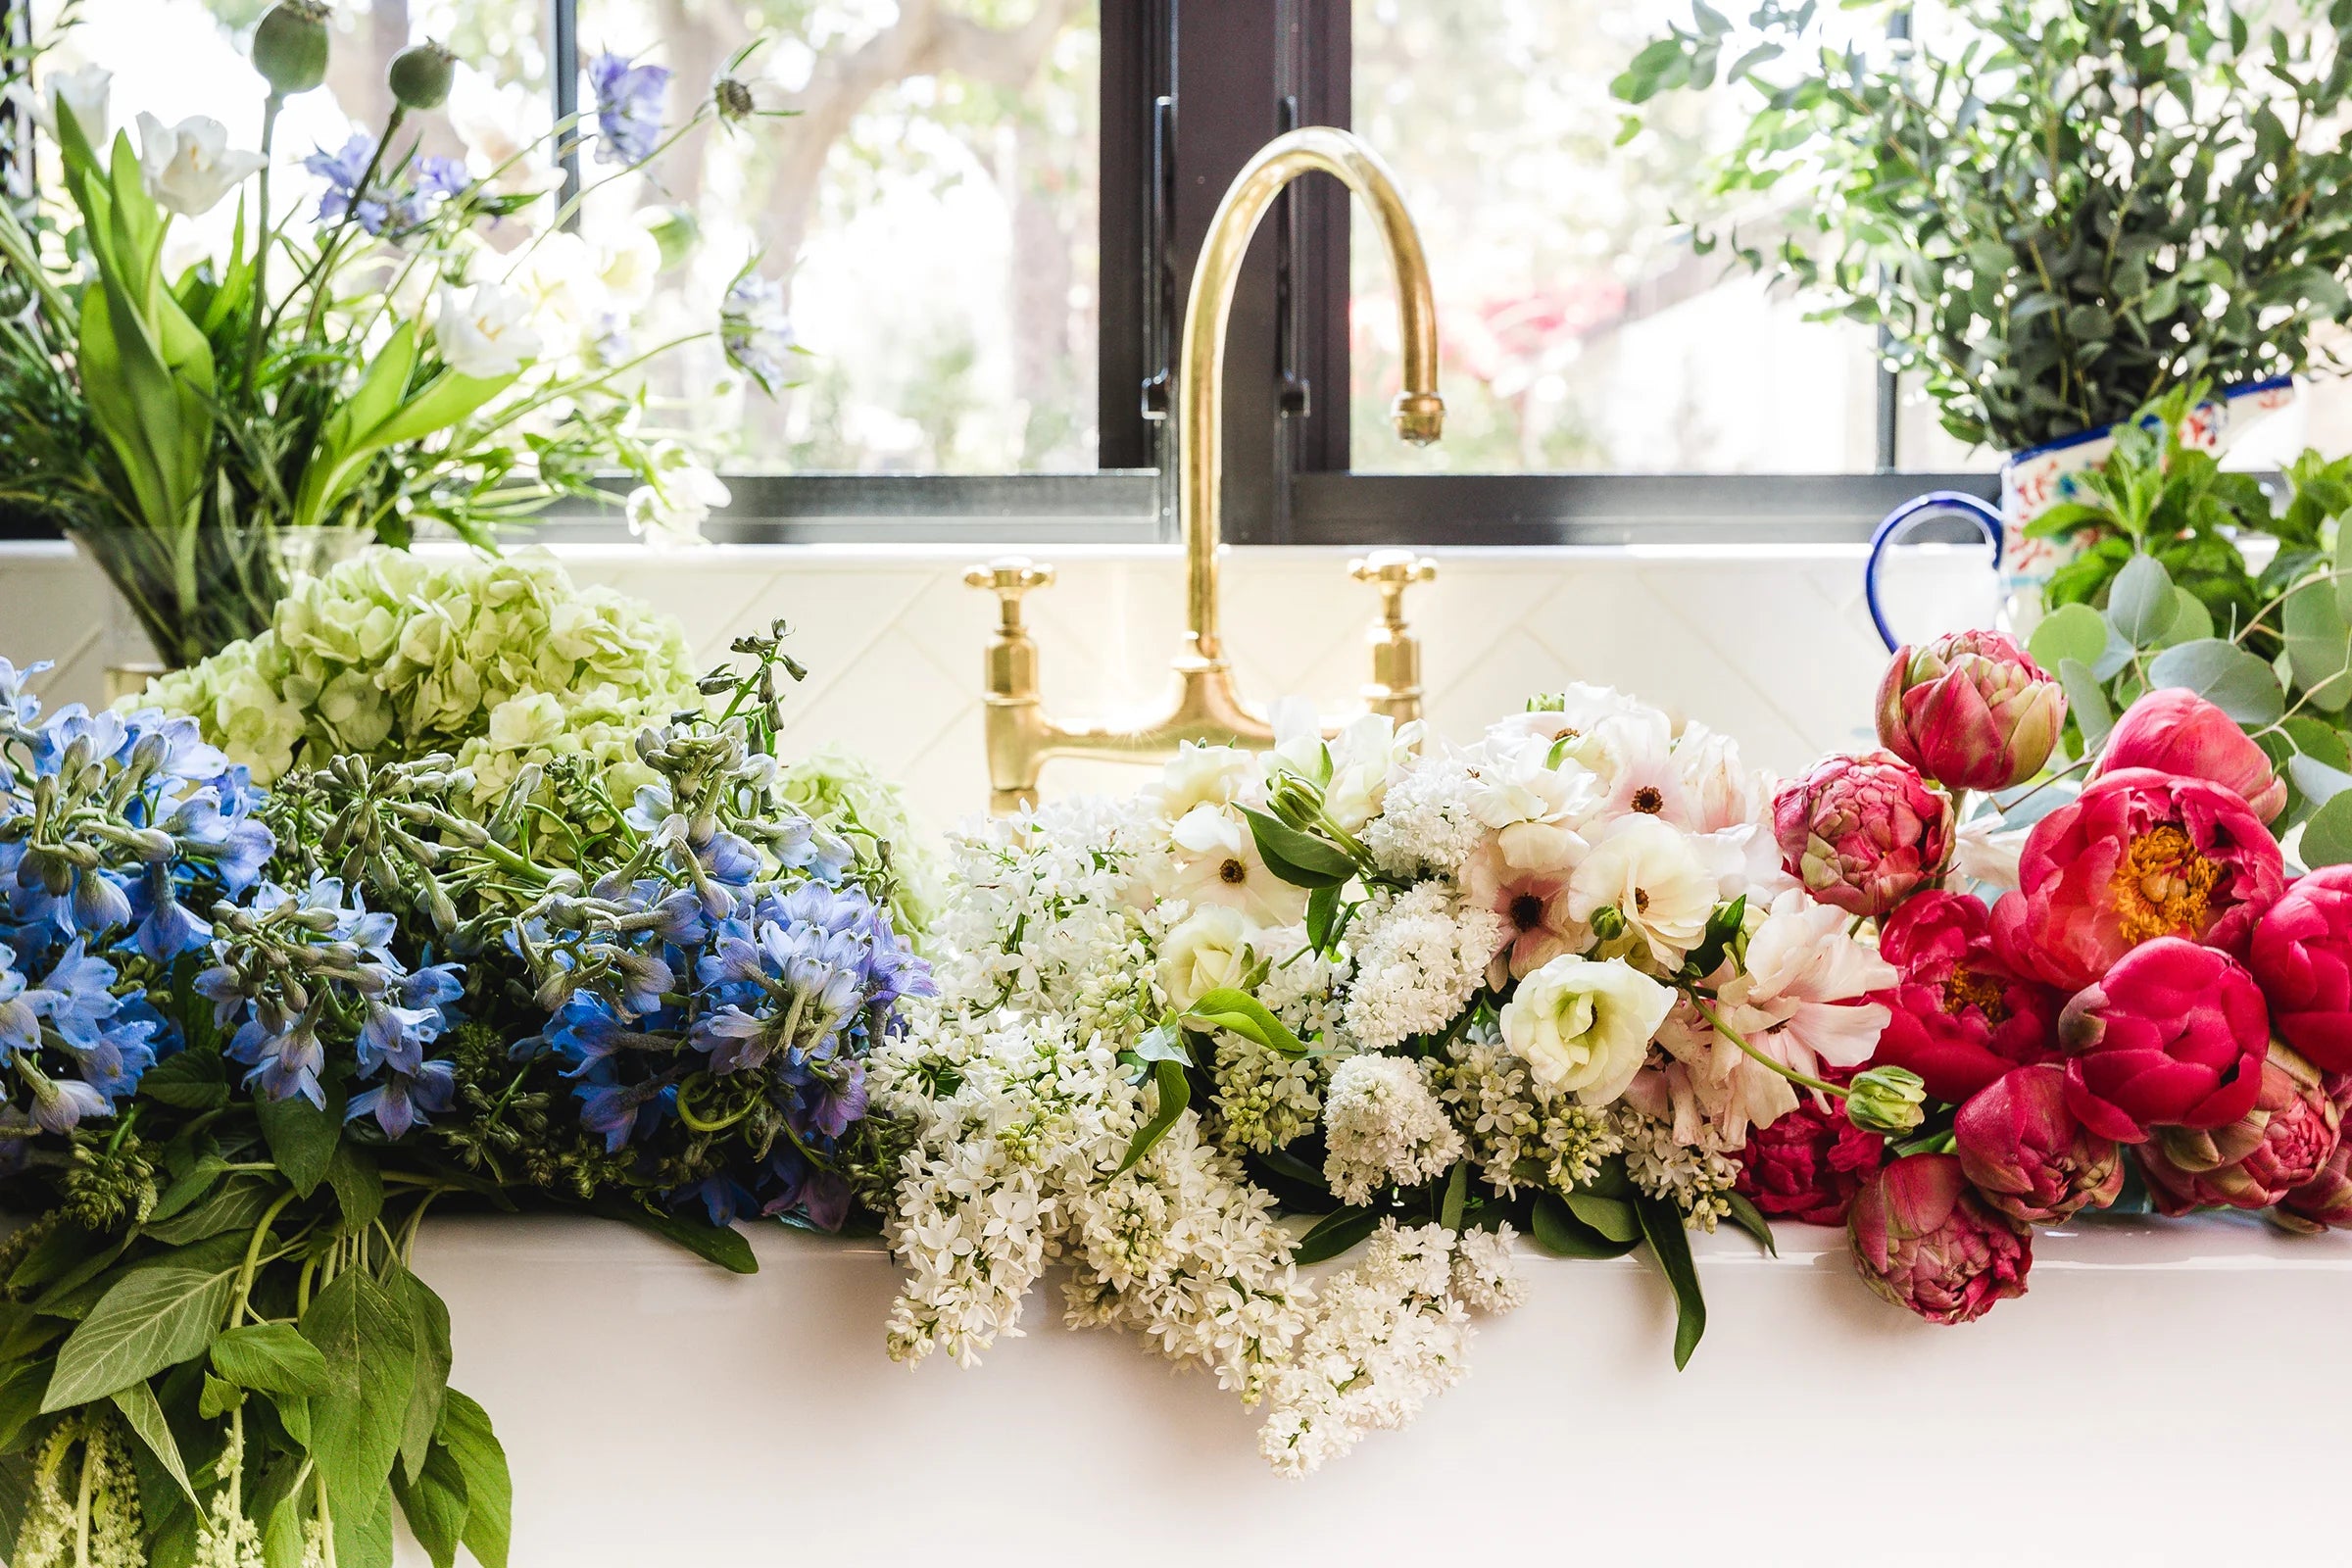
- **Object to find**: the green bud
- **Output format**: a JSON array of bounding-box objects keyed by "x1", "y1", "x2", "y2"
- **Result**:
[
  {"x1": 1844, "y1": 1065, "x2": 1929, "y2": 1136},
  {"x1": 638, "y1": 205, "x2": 701, "y2": 271},
  {"x1": 387, "y1": 39, "x2": 458, "y2": 112},
  {"x1": 1265, "y1": 774, "x2": 1326, "y2": 835},
  {"x1": 1588, "y1": 904, "x2": 1627, "y2": 942},
  {"x1": 251, "y1": 0, "x2": 331, "y2": 95}
]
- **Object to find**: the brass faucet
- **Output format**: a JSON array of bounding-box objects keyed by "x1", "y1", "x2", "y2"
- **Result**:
[{"x1": 967, "y1": 126, "x2": 1445, "y2": 814}]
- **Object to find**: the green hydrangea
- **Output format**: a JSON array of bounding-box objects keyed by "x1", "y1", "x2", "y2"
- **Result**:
[
  {"x1": 778, "y1": 744, "x2": 944, "y2": 942},
  {"x1": 139, "y1": 550, "x2": 701, "y2": 804}
]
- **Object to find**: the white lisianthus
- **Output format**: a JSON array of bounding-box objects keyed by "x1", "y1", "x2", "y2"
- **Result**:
[
  {"x1": 434, "y1": 282, "x2": 542, "y2": 378},
  {"x1": 1150, "y1": 742, "x2": 1257, "y2": 821},
  {"x1": 625, "y1": 444, "x2": 730, "y2": 547},
  {"x1": 1498, "y1": 953, "x2": 1674, "y2": 1105},
  {"x1": 1567, "y1": 813, "x2": 1716, "y2": 964},
  {"x1": 135, "y1": 113, "x2": 265, "y2": 217},
  {"x1": 20, "y1": 65, "x2": 109, "y2": 143},
  {"x1": 1157, "y1": 906, "x2": 1256, "y2": 1012},
  {"x1": 1163, "y1": 805, "x2": 1307, "y2": 927}
]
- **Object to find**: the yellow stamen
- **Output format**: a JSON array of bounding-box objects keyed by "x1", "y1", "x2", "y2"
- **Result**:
[{"x1": 2108, "y1": 824, "x2": 2219, "y2": 945}]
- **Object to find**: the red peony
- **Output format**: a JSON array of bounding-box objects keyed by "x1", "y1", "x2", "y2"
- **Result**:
[
  {"x1": 1954, "y1": 1063, "x2": 2124, "y2": 1224},
  {"x1": 2247, "y1": 866, "x2": 2352, "y2": 1073},
  {"x1": 1847, "y1": 1152, "x2": 2032, "y2": 1325},
  {"x1": 1869, "y1": 890, "x2": 2063, "y2": 1103},
  {"x1": 1736, "y1": 1089, "x2": 1886, "y2": 1225},
  {"x1": 2137, "y1": 1049, "x2": 2342, "y2": 1213},
  {"x1": 2056, "y1": 936, "x2": 2271, "y2": 1143},
  {"x1": 1989, "y1": 767, "x2": 2286, "y2": 993},
  {"x1": 2092, "y1": 687, "x2": 2286, "y2": 823}
]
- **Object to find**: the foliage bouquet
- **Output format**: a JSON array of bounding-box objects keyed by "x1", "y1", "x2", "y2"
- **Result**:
[
  {"x1": 1804, "y1": 497, "x2": 2352, "y2": 1321},
  {"x1": 0, "y1": 5, "x2": 797, "y2": 667},
  {"x1": 0, "y1": 619, "x2": 931, "y2": 1567},
  {"x1": 862, "y1": 690, "x2": 1919, "y2": 1473},
  {"x1": 1611, "y1": 0, "x2": 2352, "y2": 454}
]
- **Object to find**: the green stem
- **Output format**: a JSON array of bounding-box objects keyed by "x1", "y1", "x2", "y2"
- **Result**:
[
  {"x1": 1692, "y1": 998, "x2": 1847, "y2": 1100},
  {"x1": 229, "y1": 1189, "x2": 302, "y2": 1332},
  {"x1": 241, "y1": 91, "x2": 283, "y2": 401}
]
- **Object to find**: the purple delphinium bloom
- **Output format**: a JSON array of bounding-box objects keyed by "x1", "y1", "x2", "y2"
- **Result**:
[
  {"x1": 719, "y1": 272, "x2": 796, "y2": 396},
  {"x1": 307, "y1": 133, "x2": 389, "y2": 233},
  {"x1": 587, "y1": 51, "x2": 670, "y2": 167},
  {"x1": 348, "y1": 1058, "x2": 456, "y2": 1139},
  {"x1": 228, "y1": 1007, "x2": 328, "y2": 1109},
  {"x1": 575, "y1": 1066, "x2": 674, "y2": 1152}
]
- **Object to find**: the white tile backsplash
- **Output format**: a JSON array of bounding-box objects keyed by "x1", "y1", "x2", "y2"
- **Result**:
[{"x1": 0, "y1": 538, "x2": 1994, "y2": 834}]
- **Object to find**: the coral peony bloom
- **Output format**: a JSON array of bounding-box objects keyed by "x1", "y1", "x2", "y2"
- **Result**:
[
  {"x1": 2056, "y1": 937, "x2": 2272, "y2": 1142},
  {"x1": 1876, "y1": 629, "x2": 2065, "y2": 792},
  {"x1": 1847, "y1": 1152, "x2": 2032, "y2": 1325},
  {"x1": 2247, "y1": 866, "x2": 2352, "y2": 1072},
  {"x1": 2092, "y1": 687, "x2": 2286, "y2": 823},
  {"x1": 1869, "y1": 890, "x2": 2063, "y2": 1103},
  {"x1": 1734, "y1": 1064, "x2": 1886, "y2": 1225},
  {"x1": 1954, "y1": 1063, "x2": 2123, "y2": 1224},
  {"x1": 2277, "y1": 1089, "x2": 2352, "y2": 1231},
  {"x1": 2137, "y1": 1048, "x2": 2342, "y2": 1213},
  {"x1": 1772, "y1": 751, "x2": 1951, "y2": 917},
  {"x1": 1989, "y1": 767, "x2": 2285, "y2": 992}
]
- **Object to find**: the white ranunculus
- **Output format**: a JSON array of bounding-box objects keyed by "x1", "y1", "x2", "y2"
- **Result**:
[
  {"x1": 134, "y1": 113, "x2": 267, "y2": 218},
  {"x1": 22, "y1": 66, "x2": 109, "y2": 144},
  {"x1": 1163, "y1": 804, "x2": 1306, "y2": 927},
  {"x1": 1157, "y1": 905, "x2": 1255, "y2": 1012},
  {"x1": 1498, "y1": 953, "x2": 1674, "y2": 1105},
  {"x1": 434, "y1": 282, "x2": 542, "y2": 378},
  {"x1": 624, "y1": 444, "x2": 729, "y2": 547},
  {"x1": 1150, "y1": 741, "x2": 1257, "y2": 821},
  {"x1": 1566, "y1": 812, "x2": 1716, "y2": 964}
]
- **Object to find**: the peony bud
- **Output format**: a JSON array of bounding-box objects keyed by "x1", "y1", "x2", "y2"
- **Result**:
[
  {"x1": 2248, "y1": 866, "x2": 2352, "y2": 1072},
  {"x1": 1848, "y1": 1152, "x2": 2032, "y2": 1325},
  {"x1": 388, "y1": 40, "x2": 458, "y2": 112},
  {"x1": 250, "y1": 0, "x2": 330, "y2": 96},
  {"x1": 2092, "y1": 687, "x2": 2285, "y2": 823},
  {"x1": 1876, "y1": 629, "x2": 2065, "y2": 792},
  {"x1": 1772, "y1": 751, "x2": 1952, "y2": 917},
  {"x1": 1954, "y1": 1062, "x2": 2123, "y2": 1224},
  {"x1": 1844, "y1": 1065, "x2": 1929, "y2": 1135},
  {"x1": 2138, "y1": 1047, "x2": 2342, "y2": 1213},
  {"x1": 2057, "y1": 936, "x2": 2272, "y2": 1142}
]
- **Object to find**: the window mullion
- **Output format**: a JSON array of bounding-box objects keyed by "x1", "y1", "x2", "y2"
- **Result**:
[{"x1": 550, "y1": 0, "x2": 581, "y2": 224}]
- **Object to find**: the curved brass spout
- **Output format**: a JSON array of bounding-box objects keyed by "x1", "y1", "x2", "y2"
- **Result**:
[
  {"x1": 1181, "y1": 127, "x2": 1445, "y2": 663},
  {"x1": 967, "y1": 127, "x2": 1445, "y2": 813}
]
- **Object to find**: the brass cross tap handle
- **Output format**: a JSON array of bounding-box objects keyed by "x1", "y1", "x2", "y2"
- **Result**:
[
  {"x1": 1349, "y1": 550, "x2": 1438, "y2": 723},
  {"x1": 964, "y1": 556, "x2": 1055, "y2": 634}
]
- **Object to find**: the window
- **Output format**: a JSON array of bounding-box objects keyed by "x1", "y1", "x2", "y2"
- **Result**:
[{"x1": 6, "y1": 0, "x2": 2028, "y2": 543}]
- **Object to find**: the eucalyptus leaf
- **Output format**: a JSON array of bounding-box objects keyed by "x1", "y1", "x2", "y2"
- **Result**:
[
  {"x1": 2302, "y1": 791, "x2": 2352, "y2": 866},
  {"x1": 2107, "y1": 554, "x2": 2179, "y2": 646},
  {"x1": 2028, "y1": 602, "x2": 2110, "y2": 673},
  {"x1": 2142, "y1": 638, "x2": 2286, "y2": 724},
  {"x1": 2058, "y1": 659, "x2": 2114, "y2": 755},
  {"x1": 2285, "y1": 581, "x2": 2352, "y2": 713},
  {"x1": 2291, "y1": 753, "x2": 2352, "y2": 808}
]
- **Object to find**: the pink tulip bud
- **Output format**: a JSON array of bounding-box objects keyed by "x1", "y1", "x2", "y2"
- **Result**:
[
  {"x1": 2139, "y1": 1047, "x2": 2342, "y2": 1212},
  {"x1": 1876, "y1": 629, "x2": 2066, "y2": 792}
]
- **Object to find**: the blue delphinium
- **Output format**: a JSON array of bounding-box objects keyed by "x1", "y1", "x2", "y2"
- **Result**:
[
  {"x1": 306, "y1": 133, "x2": 389, "y2": 231},
  {"x1": 586, "y1": 50, "x2": 671, "y2": 167}
]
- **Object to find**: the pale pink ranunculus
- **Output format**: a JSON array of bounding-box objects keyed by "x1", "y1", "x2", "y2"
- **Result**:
[{"x1": 2092, "y1": 687, "x2": 2286, "y2": 823}]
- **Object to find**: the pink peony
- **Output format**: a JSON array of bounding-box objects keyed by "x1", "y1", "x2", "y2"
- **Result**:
[
  {"x1": 1734, "y1": 1076, "x2": 1886, "y2": 1225},
  {"x1": 2092, "y1": 687, "x2": 2286, "y2": 823},
  {"x1": 1772, "y1": 751, "x2": 1951, "y2": 917},
  {"x1": 2137, "y1": 1049, "x2": 2342, "y2": 1213},
  {"x1": 1869, "y1": 890, "x2": 2063, "y2": 1104},
  {"x1": 1847, "y1": 1152, "x2": 2032, "y2": 1325},
  {"x1": 2056, "y1": 936, "x2": 2272, "y2": 1143},
  {"x1": 1954, "y1": 1063, "x2": 2124, "y2": 1224},
  {"x1": 1876, "y1": 629, "x2": 2066, "y2": 792},
  {"x1": 1989, "y1": 767, "x2": 2286, "y2": 993},
  {"x1": 2247, "y1": 866, "x2": 2352, "y2": 1073}
]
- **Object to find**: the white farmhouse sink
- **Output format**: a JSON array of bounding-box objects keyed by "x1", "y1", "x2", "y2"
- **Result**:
[{"x1": 403, "y1": 1212, "x2": 2352, "y2": 1566}]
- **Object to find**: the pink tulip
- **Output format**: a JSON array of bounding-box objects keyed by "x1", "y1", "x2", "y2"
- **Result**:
[
  {"x1": 1772, "y1": 751, "x2": 1951, "y2": 917},
  {"x1": 2091, "y1": 687, "x2": 2285, "y2": 822},
  {"x1": 1877, "y1": 629, "x2": 2066, "y2": 792}
]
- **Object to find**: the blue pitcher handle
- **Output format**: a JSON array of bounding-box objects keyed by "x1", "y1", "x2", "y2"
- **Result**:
[{"x1": 1864, "y1": 491, "x2": 2006, "y2": 653}]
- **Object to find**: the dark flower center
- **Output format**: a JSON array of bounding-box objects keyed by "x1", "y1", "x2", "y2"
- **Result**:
[
  {"x1": 1510, "y1": 894, "x2": 1545, "y2": 932},
  {"x1": 1632, "y1": 786, "x2": 1665, "y2": 813},
  {"x1": 1219, "y1": 858, "x2": 1249, "y2": 885},
  {"x1": 1634, "y1": 888, "x2": 1651, "y2": 912}
]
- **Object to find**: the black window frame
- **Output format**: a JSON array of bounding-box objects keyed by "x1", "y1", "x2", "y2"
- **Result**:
[{"x1": 1, "y1": 0, "x2": 1997, "y2": 547}]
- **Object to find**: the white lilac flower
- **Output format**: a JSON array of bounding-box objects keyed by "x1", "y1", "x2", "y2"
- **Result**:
[
  {"x1": 1361, "y1": 753, "x2": 1485, "y2": 880},
  {"x1": 1433, "y1": 1025, "x2": 1621, "y2": 1195},
  {"x1": 1449, "y1": 1223, "x2": 1528, "y2": 1313},
  {"x1": 1321, "y1": 1054, "x2": 1463, "y2": 1204},
  {"x1": 1340, "y1": 883, "x2": 1503, "y2": 1053},
  {"x1": 134, "y1": 114, "x2": 266, "y2": 218},
  {"x1": 433, "y1": 281, "x2": 543, "y2": 378},
  {"x1": 1497, "y1": 952, "x2": 1674, "y2": 1106},
  {"x1": 1162, "y1": 804, "x2": 1307, "y2": 928},
  {"x1": 1565, "y1": 812, "x2": 1716, "y2": 965}
]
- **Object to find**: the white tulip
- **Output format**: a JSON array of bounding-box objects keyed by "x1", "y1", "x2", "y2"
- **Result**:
[
  {"x1": 433, "y1": 282, "x2": 542, "y2": 379},
  {"x1": 135, "y1": 114, "x2": 267, "y2": 218},
  {"x1": 20, "y1": 65, "x2": 110, "y2": 144}
]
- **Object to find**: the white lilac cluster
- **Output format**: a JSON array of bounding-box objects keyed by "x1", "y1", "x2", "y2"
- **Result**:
[{"x1": 874, "y1": 685, "x2": 1892, "y2": 1473}]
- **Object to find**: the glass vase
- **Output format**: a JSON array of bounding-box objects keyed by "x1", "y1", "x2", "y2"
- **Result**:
[{"x1": 71, "y1": 522, "x2": 374, "y2": 682}]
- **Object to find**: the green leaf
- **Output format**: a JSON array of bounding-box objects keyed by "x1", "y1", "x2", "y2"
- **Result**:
[
  {"x1": 2107, "y1": 554, "x2": 2179, "y2": 646},
  {"x1": 2287, "y1": 581, "x2": 2352, "y2": 712},
  {"x1": 210, "y1": 1323, "x2": 334, "y2": 1397},
  {"x1": 2058, "y1": 658, "x2": 2114, "y2": 755},
  {"x1": 392, "y1": 1442, "x2": 469, "y2": 1568},
  {"x1": 1305, "y1": 883, "x2": 1340, "y2": 954},
  {"x1": 145, "y1": 1174, "x2": 278, "y2": 1247},
  {"x1": 258, "y1": 1083, "x2": 344, "y2": 1200},
  {"x1": 2142, "y1": 638, "x2": 2286, "y2": 725},
  {"x1": 2303, "y1": 790, "x2": 2352, "y2": 867},
  {"x1": 1116, "y1": 1057, "x2": 1192, "y2": 1175},
  {"x1": 1438, "y1": 1162, "x2": 1468, "y2": 1234},
  {"x1": 2153, "y1": 588, "x2": 2214, "y2": 649},
  {"x1": 438, "y1": 1391, "x2": 511, "y2": 1568},
  {"x1": 388, "y1": 1264, "x2": 452, "y2": 1486},
  {"x1": 300, "y1": 1270, "x2": 415, "y2": 1532},
  {"x1": 0, "y1": 1362, "x2": 52, "y2": 1453},
  {"x1": 1238, "y1": 807, "x2": 1356, "y2": 889},
  {"x1": 109, "y1": 1379, "x2": 195, "y2": 1504},
  {"x1": 325, "y1": 1146, "x2": 384, "y2": 1234},
  {"x1": 2291, "y1": 753, "x2": 2352, "y2": 808},
  {"x1": 1293, "y1": 1205, "x2": 1381, "y2": 1265},
  {"x1": 137, "y1": 1049, "x2": 228, "y2": 1111},
  {"x1": 1723, "y1": 1193, "x2": 1779, "y2": 1256},
  {"x1": 1564, "y1": 1191, "x2": 1642, "y2": 1244},
  {"x1": 1183, "y1": 988, "x2": 1308, "y2": 1056},
  {"x1": 1635, "y1": 1196, "x2": 1707, "y2": 1371},
  {"x1": 1530, "y1": 1193, "x2": 1641, "y2": 1259},
  {"x1": 584, "y1": 1200, "x2": 759, "y2": 1274},
  {"x1": 2028, "y1": 602, "x2": 2110, "y2": 673},
  {"x1": 197, "y1": 1374, "x2": 243, "y2": 1420},
  {"x1": 44, "y1": 1263, "x2": 238, "y2": 1410}
]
